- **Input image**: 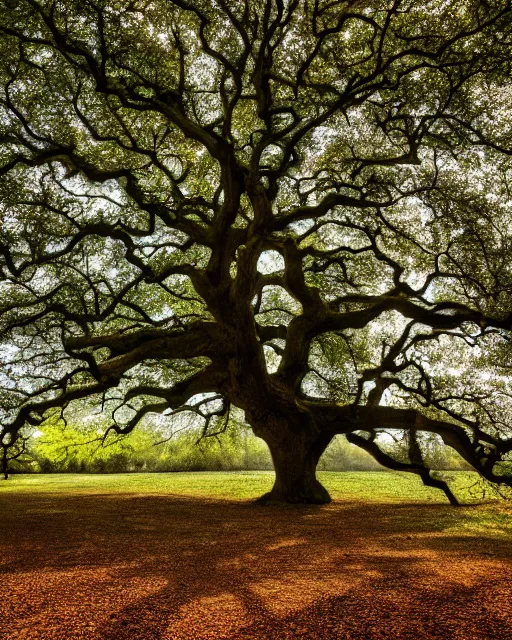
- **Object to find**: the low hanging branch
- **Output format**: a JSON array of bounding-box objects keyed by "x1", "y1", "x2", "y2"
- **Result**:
[{"x1": 346, "y1": 431, "x2": 459, "y2": 506}]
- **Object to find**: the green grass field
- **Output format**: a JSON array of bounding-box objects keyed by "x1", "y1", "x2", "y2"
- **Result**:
[
  {"x1": 2, "y1": 470, "x2": 511, "y2": 532},
  {"x1": 0, "y1": 469, "x2": 503, "y2": 501},
  {"x1": 1, "y1": 470, "x2": 512, "y2": 639}
]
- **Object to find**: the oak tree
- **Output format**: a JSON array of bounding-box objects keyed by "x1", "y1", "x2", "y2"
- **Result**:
[{"x1": 1, "y1": 0, "x2": 512, "y2": 503}]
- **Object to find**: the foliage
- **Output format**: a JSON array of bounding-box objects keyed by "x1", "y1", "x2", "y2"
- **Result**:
[
  {"x1": 31, "y1": 415, "x2": 273, "y2": 473},
  {"x1": 29, "y1": 413, "x2": 387, "y2": 473}
]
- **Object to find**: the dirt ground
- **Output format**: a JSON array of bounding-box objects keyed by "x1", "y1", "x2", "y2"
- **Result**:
[{"x1": 1, "y1": 491, "x2": 511, "y2": 640}]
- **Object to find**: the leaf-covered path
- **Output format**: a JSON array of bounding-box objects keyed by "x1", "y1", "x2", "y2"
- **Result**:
[{"x1": 1, "y1": 487, "x2": 511, "y2": 639}]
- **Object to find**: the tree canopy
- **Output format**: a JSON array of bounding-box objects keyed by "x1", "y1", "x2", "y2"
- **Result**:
[{"x1": 1, "y1": 0, "x2": 512, "y2": 503}]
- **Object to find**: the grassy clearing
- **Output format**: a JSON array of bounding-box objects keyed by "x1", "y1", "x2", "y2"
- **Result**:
[
  {"x1": 2, "y1": 474, "x2": 511, "y2": 640},
  {"x1": 0, "y1": 469, "x2": 503, "y2": 503},
  {"x1": 3, "y1": 471, "x2": 511, "y2": 538}
]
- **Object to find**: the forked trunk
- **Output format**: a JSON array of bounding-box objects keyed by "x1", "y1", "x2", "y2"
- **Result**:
[{"x1": 257, "y1": 433, "x2": 332, "y2": 504}]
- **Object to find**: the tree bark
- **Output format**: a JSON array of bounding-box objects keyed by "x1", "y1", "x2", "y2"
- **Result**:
[
  {"x1": 256, "y1": 431, "x2": 332, "y2": 505},
  {"x1": 2, "y1": 447, "x2": 8, "y2": 480}
]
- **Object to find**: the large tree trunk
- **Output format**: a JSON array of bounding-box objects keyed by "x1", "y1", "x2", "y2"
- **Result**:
[
  {"x1": 2, "y1": 447, "x2": 8, "y2": 480},
  {"x1": 256, "y1": 431, "x2": 332, "y2": 505}
]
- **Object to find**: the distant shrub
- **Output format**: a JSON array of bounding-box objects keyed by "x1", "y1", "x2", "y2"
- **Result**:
[{"x1": 24, "y1": 414, "x2": 470, "y2": 474}]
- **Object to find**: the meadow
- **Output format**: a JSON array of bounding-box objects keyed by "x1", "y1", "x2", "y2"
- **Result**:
[
  {"x1": 1, "y1": 471, "x2": 511, "y2": 639},
  {"x1": 0, "y1": 469, "x2": 499, "y2": 501}
]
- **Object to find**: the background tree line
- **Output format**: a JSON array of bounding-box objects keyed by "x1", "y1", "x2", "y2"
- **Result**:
[{"x1": 8, "y1": 412, "x2": 470, "y2": 475}]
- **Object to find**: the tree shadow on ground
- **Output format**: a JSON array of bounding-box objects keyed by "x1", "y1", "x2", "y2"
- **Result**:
[{"x1": 0, "y1": 492, "x2": 511, "y2": 639}]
